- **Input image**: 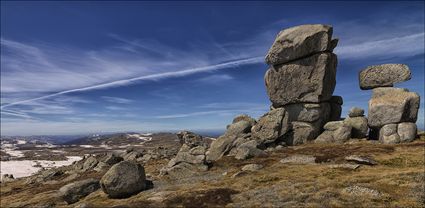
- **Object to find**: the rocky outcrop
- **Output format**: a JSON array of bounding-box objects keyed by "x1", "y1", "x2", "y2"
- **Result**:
[
  {"x1": 265, "y1": 24, "x2": 334, "y2": 65},
  {"x1": 344, "y1": 107, "x2": 368, "y2": 138},
  {"x1": 58, "y1": 178, "x2": 100, "y2": 204},
  {"x1": 206, "y1": 115, "x2": 266, "y2": 161},
  {"x1": 162, "y1": 131, "x2": 209, "y2": 177},
  {"x1": 100, "y1": 161, "x2": 147, "y2": 198},
  {"x1": 359, "y1": 64, "x2": 411, "y2": 90}
]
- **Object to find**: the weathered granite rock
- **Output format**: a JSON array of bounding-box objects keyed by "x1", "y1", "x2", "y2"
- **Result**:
[
  {"x1": 348, "y1": 107, "x2": 364, "y2": 117},
  {"x1": 283, "y1": 121, "x2": 321, "y2": 145},
  {"x1": 345, "y1": 155, "x2": 377, "y2": 165},
  {"x1": 101, "y1": 153, "x2": 123, "y2": 166},
  {"x1": 368, "y1": 87, "x2": 420, "y2": 128},
  {"x1": 344, "y1": 116, "x2": 368, "y2": 138},
  {"x1": 206, "y1": 134, "x2": 238, "y2": 162},
  {"x1": 163, "y1": 145, "x2": 208, "y2": 177},
  {"x1": 241, "y1": 164, "x2": 263, "y2": 172},
  {"x1": 379, "y1": 124, "x2": 400, "y2": 144},
  {"x1": 329, "y1": 96, "x2": 343, "y2": 121},
  {"x1": 315, "y1": 121, "x2": 351, "y2": 144},
  {"x1": 251, "y1": 108, "x2": 290, "y2": 144},
  {"x1": 234, "y1": 140, "x2": 266, "y2": 160},
  {"x1": 265, "y1": 53, "x2": 337, "y2": 106},
  {"x1": 226, "y1": 120, "x2": 253, "y2": 136},
  {"x1": 177, "y1": 131, "x2": 205, "y2": 148},
  {"x1": 265, "y1": 24, "x2": 334, "y2": 65},
  {"x1": 232, "y1": 114, "x2": 257, "y2": 127},
  {"x1": 100, "y1": 161, "x2": 147, "y2": 198},
  {"x1": 82, "y1": 156, "x2": 98, "y2": 172},
  {"x1": 397, "y1": 122, "x2": 417, "y2": 142},
  {"x1": 58, "y1": 179, "x2": 100, "y2": 204},
  {"x1": 280, "y1": 155, "x2": 317, "y2": 164},
  {"x1": 283, "y1": 102, "x2": 331, "y2": 124},
  {"x1": 359, "y1": 64, "x2": 411, "y2": 90}
]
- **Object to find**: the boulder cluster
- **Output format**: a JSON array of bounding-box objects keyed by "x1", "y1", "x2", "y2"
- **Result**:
[
  {"x1": 360, "y1": 64, "x2": 420, "y2": 143},
  {"x1": 160, "y1": 131, "x2": 210, "y2": 177}
]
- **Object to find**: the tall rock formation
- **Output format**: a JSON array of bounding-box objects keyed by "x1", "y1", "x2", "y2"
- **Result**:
[
  {"x1": 359, "y1": 64, "x2": 420, "y2": 143},
  {"x1": 263, "y1": 24, "x2": 341, "y2": 145}
]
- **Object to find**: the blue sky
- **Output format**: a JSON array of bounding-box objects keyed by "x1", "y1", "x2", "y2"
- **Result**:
[{"x1": 1, "y1": 1, "x2": 424, "y2": 136}]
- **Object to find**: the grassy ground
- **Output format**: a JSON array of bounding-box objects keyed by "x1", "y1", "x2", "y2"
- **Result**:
[{"x1": 1, "y1": 136, "x2": 424, "y2": 208}]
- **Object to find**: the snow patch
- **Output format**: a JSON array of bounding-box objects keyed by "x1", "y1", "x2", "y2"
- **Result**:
[
  {"x1": 0, "y1": 156, "x2": 82, "y2": 179},
  {"x1": 80, "y1": 145, "x2": 94, "y2": 148}
]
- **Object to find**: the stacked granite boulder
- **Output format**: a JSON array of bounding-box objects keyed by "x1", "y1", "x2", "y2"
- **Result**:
[
  {"x1": 359, "y1": 64, "x2": 420, "y2": 144},
  {"x1": 261, "y1": 24, "x2": 341, "y2": 145}
]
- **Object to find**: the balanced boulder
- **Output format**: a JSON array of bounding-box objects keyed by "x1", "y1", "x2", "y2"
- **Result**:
[
  {"x1": 100, "y1": 161, "x2": 147, "y2": 198},
  {"x1": 265, "y1": 24, "x2": 334, "y2": 65},
  {"x1": 359, "y1": 64, "x2": 411, "y2": 90},
  {"x1": 58, "y1": 178, "x2": 100, "y2": 204}
]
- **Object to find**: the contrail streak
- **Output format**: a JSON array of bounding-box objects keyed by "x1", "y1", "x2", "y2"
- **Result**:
[{"x1": 1, "y1": 56, "x2": 263, "y2": 109}]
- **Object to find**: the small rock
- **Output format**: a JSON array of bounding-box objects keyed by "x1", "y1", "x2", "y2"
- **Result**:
[
  {"x1": 58, "y1": 178, "x2": 100, "y2": 204},
  {"x1": 344, "y1": 116, "x2": 368, "y2": 138},
  {"x1": 329, "y1": 164, "x2": 360, "y2": 170},
  {"x1": 231, "y1": 171, "x2": 248, "y2": 178},
  {"x1": 345, "y1": 155, "x2": 377, "y2": 165},
  {"x1": 280, "y1": 155, "x2": 316, "y2": 164},
  {"x1": 232, "y1": 114, "x2": 257, "y2": 127},
  {"x1": 348, "y1": 107, "x2": 364, "y2": 117},
  {"x1": 241, "y1": 164, "x2": 264, "y2": 172},
  {"x1": 343, "y1": 185, "x2": 381, "y2": 198}
]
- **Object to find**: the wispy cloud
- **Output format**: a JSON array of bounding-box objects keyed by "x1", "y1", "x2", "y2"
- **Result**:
[
  {"x1": 101, "y1": 96, "x2": 133, "y2": 104},
  {"x1": 197, "y1": 74, "x2": 234, "y2": 84},
  {"x1": 335, "y1": 33, "x2": 424, "y2": 59}
]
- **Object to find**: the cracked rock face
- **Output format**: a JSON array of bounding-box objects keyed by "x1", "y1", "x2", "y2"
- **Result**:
[
  {"x1": 265, "y1": 24, "x2": 334, "y2": 65},
  {"x1": 368, "y1": 87, "x2": 420, "y2": 128},
  {"x1": 251, "y1": 108, "x2": 290, "y2": 144},
  {"x1": 359, "y1": 64, "x2": 411, "y2": 90},
  {"x1": 265, "y1": 53, "x2": 337, "y2": 106}
]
